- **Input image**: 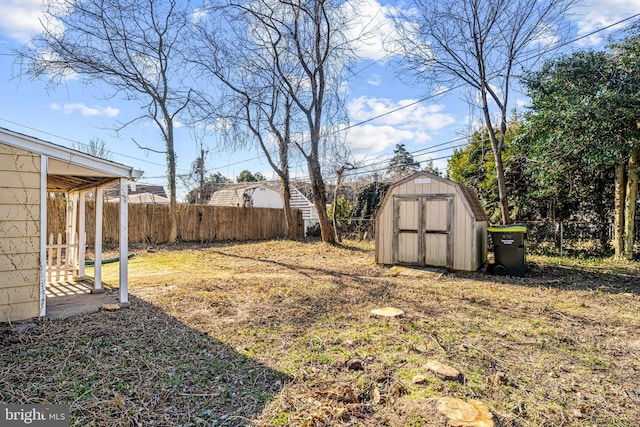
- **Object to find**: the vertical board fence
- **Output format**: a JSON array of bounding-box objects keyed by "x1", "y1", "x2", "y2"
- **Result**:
[{"x1": 47, "y1": 198, "x2": 303, "y2": 245}]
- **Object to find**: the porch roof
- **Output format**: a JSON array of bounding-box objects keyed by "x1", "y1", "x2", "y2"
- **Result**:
[{"x1": 0, "y1": 127, "x2": 143, "y2": 192}]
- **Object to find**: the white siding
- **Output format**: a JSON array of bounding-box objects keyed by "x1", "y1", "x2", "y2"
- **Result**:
[{"x1": 247, "y1": 187, "x2": 283, "y2": 209}]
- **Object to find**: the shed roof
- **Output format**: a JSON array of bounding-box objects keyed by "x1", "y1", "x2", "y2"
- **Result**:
[
  {"x1": 0, "y1": 127, "x2": 143, "y2": 192},
  {"x1": 458, "y1": 183, "x2": 489, "y2": 221},
  {"x1": 389, "y1": 171, "x2": 488, "y2": 221}
]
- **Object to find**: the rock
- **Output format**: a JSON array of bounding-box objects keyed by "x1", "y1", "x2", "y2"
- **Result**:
[
  {"x1": 345, "y1": 357, "x2": 365, "y2": 371},
  {"x1": 370, "y1": 307, "x2": 405, "y2": 317},
  {"x1": 412, "y1": 375, "x2": 427, "y2": 384},
  {"x1": 436, "y1": 397, "x2": 494, "y2": 427},
  {"x1": 100, "y1": 303, "x2": 121, "y2": 311},
  {"x1": 426, "y1": 360, "x2": 463, "y2": 381},
  {"x1": 412, "y1": 343, "x2": 428, "y2": 353}
]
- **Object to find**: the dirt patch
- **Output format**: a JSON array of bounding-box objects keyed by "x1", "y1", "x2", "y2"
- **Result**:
[{"x1": 2, "y1": 239, "x2": 640, "y2": 426}]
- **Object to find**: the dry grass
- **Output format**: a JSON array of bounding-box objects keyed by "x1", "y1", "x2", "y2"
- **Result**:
[{"x1": 2, "y1": 239, "x2": 639, "y2": 426}]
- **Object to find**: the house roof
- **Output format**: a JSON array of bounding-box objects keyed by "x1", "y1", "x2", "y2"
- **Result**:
[
  {"x1": 208, "y1": 183, "x2": 276, "y2": 206},
  {"x1": 388, "y1": 171, "x2": 489, "y2": 222},
  {"x1": 107, "y1": 193, "x2": 170, "y2": 204},
  {"x1": 208, "y1": 187, "x2": 243, "y2": 206},
  {"x1": 104, "y1": 183, "x2": 168, "y2": 198},
  {"x1": 0, "y1": 127, "x2": 143, "y2": 192}
]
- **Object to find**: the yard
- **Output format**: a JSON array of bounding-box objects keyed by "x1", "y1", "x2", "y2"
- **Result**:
[{"x1": 1, "y1": 239, "x2": 639, "y2": 426}]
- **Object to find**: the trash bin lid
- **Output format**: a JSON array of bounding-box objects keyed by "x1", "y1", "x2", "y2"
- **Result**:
[{"x1": 488, "y1": 224, "x2": 526, "y2": 233}]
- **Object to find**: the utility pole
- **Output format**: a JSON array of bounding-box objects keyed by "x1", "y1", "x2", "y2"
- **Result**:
[{"x1": 199, "y1": 144, "x2": 206, "y2": 204}]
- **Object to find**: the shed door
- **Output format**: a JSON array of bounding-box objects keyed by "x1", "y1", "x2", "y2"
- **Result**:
[
  {"x1": 393, "y1": 195, "x2": 453, "y2": 268},
  {"x1": 395, "y1": 197, "x2": 421, "y2": 264}
]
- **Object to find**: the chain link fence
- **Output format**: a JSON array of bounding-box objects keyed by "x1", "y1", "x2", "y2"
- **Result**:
[
  {"x1": 344, "y1": 218, "x2": 639, "y2": 258},
  {"x1": 524, "y1": 221, "x2": 640, "y2": 257}
]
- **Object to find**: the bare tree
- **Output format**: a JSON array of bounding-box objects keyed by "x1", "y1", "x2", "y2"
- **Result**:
[
  {"x1": 200, "y1": 0, "x2": 355, "y2": 244},
  {"x1": 15, "y1": 0, "x2": 193, "y2": 243},
  {"x1": 190, "y1": 8, "x2": 300, "y2": 237},
  {"x1": 393, "y1": 0, "x2": 575, "y2": 224},
  {"x1": 73, "y1": 138, "x2": 114, "y2": 161}
]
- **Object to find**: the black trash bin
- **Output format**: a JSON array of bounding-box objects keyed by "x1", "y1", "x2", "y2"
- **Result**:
[{"x1": 488, "y1": 224, "x2": 527, "y2": 277}]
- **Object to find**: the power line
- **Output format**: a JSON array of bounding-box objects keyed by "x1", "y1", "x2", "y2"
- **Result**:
[
  {"x1": 153, "y1": 12, "x2": 640, "y2": 187},
  {"x1": 6, "y1": 11, "x2": 639, "y2": 188},
  {"x1": 334, "y1": 12, "x2": 640, "y2": 137},
  {"x1": 0, "y1": 116, "x2": 192, "y2": 173}
]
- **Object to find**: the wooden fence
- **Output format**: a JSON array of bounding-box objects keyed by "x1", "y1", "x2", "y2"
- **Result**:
[{"x1": 47, "y1": 198, "x2": 303, "y2": 245}]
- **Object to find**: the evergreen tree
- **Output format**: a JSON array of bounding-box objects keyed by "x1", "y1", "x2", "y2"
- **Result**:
[{"x1": 387, "y1": 144, "x2": 420, "y2": 176}]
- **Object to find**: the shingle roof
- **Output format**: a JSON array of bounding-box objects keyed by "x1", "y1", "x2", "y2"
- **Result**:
[{"x1": 458, "y1": 184, "x2": 489, "y2": 221}]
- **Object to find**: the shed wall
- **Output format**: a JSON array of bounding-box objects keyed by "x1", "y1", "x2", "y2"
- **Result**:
[
  {"x1": 376, "y1": 174, "x2": 486, "y2": 271},
  {"x1": 0, "y1": 143, "x2": 41, "y2": 322}
]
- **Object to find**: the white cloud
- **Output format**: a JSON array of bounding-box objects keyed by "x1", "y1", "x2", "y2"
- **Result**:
[
  {"x1": 50, "y1": 102, "x2": 120, "y2": 117},
  {"x1": 191, "y1": 7, "x2": 208, "y2": 24},
  {"x1": 367, "y1": 73, "x2": 382, "y2": 86},
  {"x1": 572, "y1": 0, "x2": 640, "y2": 46},
  {"x1": 0, "y1": 0, "x2": 46, "y2": 42},
  {"x1": 348, "y1": 124, "x2": 420, "y2": 153},
  {"x1": 345, "y1": 96, "x2": 457, "y2": 162},
  {"x1": 343, "y1": 0, "x2": 403, "y2": 61},
  {"x1": 349, "y1": 96, "x2": 455, "y2": 129}
]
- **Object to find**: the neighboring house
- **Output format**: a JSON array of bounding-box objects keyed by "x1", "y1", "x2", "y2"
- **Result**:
[
  {"x1": 0, "y1": 127, "x2": 142, "y2": 322},
  {"x1": 208, "y1": 183, "x2": 319, "y2": 234},
  {"x1": 208, "y1": 183, "x2": 283, "y2": 208},
  {"x1": 106, "y1": 192, "x2": 170, "y2": 205},
  {"x1": 289, "y1": 186, "x2": 319, "y2": 233},
  {"x1": 104, "y1": 183, "x2": 169, "y2": 204}
]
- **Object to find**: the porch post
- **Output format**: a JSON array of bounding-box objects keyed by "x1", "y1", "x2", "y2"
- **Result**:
[
  {"x1": 78, "y1": 191, "x2": 86, "y2": 279},
  {"x1": 69, "y1": 192, "x2": 79, "y2": 277},
  {"x1": 93, "y1": 186, "x2": 104, "y2": 293},
  {"x1": 119, "y1": 178, "x2": 129, "y2": 307},
  {"x1": 39, "y1": 155, "x2": 48, "y2": 318}
]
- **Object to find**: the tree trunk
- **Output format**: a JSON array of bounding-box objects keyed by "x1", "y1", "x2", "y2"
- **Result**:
[
  {"x1": 332, "y1": 168, "x2": 344, "y2": 243},
  {"x1": 282, "y1": 179, "x2": 296, "y2": 239},
  {"x1": 613, "y1": 162, "x2": 626, "y2": 259},
  {"x1": 480, "y1": 87, "x2": 510, "y2": 225},
  {"x1": 166, "y1": 121, "x2": 178, "y2": 245},
  {"x1": 595, "y1": 174, "x2": 610, "y2": 253},
  {"x1": 623, "y1": 148, "x2": 638, "y2": 260},
  {"x1": 316, "y1": 198, "x2": 334, "y2": 243},
  {"x1": 308, "y1": 161, "x2": 335, "y2": 243},
  {"x1": 493, "y1": 149, "x2": 510, "y2": 225}
]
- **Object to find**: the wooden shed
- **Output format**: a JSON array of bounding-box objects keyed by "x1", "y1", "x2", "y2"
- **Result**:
[
  {"x1": 375, "y1": 171, "x2": 488, "y2": 271},
  {"x1": 0, "y1": 127, "x2": 142, "y2": 322}
]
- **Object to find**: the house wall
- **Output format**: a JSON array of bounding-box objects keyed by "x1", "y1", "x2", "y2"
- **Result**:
[
  {"x1": 376, "y1": 174, "x2": 486, "y2": 271},
  {"x1": 0, "y1": 142, "x2": 41, "y2": 322},
  {"x1": 248, "y1": 187, "x2": 284, "y2": 209}
]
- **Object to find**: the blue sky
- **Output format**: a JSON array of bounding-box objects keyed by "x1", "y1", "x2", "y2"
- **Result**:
[{"x1": 0, "y1": 0, "x2": 639, "y2": 199}]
